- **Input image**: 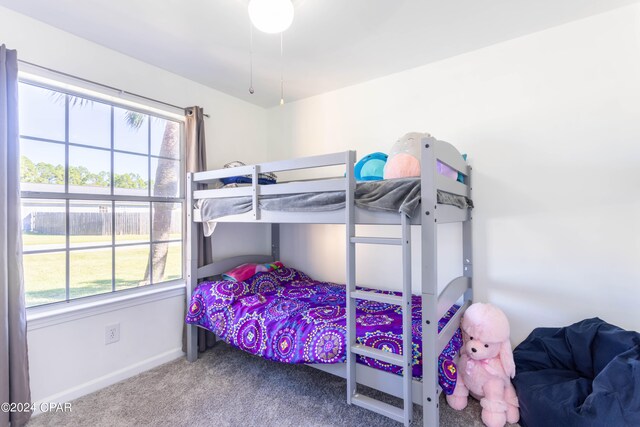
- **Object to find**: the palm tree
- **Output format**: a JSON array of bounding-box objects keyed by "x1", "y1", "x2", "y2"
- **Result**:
[
  {"x1": 146, "y1": 119, "x2": 180, "y2": 283},
  {"x1": 122, "y1": 111, "x2": 179, "y2": 283}
]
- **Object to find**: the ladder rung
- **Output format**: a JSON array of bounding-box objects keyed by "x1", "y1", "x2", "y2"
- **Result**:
[
  {"x1": 350, "y1": 290, "x2": 403, "y2": 305},
  {"x1": 350, "y1": 237, "x2": 402, "y2": 245},
  {"x1": 351, "y1": 394, "x2": 405, "y2": 423},
  {"x1": 351, "y1": 344, "x2": 404, "y2": 366}
]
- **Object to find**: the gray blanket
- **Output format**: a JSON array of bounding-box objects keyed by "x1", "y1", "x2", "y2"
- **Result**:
[{"x1": 197, "y1": 178, "x2": 472, "y2": 222}]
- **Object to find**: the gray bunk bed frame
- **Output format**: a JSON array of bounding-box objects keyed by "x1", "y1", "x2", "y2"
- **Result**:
[{"x1": 185, "y1": 135, "x2": 473, "y2": 427}]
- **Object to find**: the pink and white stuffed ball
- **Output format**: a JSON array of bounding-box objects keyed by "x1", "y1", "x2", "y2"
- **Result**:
[{"x1": 383, "y1": 132, "x2": 430, "y2": 179}]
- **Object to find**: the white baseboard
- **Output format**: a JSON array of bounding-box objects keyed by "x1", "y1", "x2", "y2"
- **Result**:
[{"x1": 31, "y1": 348, "x2": 185, "y2": 416}]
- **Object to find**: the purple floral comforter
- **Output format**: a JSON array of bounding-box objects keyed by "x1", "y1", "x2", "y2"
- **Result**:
[{"x1": 185, "y1": 267, "x2": 462, "y2": 394}]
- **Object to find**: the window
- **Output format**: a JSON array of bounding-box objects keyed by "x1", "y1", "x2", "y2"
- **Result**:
[{"x1": 19, "y1": 81, "x2": 184, "y2": 308}]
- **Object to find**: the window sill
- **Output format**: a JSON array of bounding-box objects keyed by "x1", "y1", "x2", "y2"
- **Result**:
[{"x1": 26, "y1": 282, "x2": 186, "y2": 331}]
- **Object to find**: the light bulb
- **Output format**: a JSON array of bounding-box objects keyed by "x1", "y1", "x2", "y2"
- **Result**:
[{"x1": 248, "y1": 0, "x2": 294, "y2": 34}]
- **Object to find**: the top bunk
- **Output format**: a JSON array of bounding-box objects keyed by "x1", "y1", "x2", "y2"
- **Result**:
[{"x1": 188, "y1": 135, "x2": 472, "y2": 226}]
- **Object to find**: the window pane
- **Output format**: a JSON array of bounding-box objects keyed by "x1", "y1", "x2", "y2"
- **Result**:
[
  {"x1": 68, "y1": 146, "x2": 111, "y2": 194},
  {"x1": 24, "y1": 252, "x2": 66, "y2": 307},
  {"x1": 19, "y1": 88, "x2": 184, "y2": 306},
  {"x1": 20, "y1": 139, "x2": 65, "y2": 193},
  {"x1": 152, "y1": 202, "x2": 182, "y2": 242},
  {"x1": 150, "y1": 158, "x2": 180, "y2": 197},
  {"x1": 151, "y1": 118, "x2": 180, "y2": 159},
  {"x1": 69, "y1": 100, "x2": 110, "y2": 148},
  {"x1": 114, "y1": 152, "x2": 148, "y2": 196},
  {"x1": 115, "y1": 244, "x2": 150, "y2": 290},
  {"x1": 22, "y1": 199, "x2": 66, "y2": 251},
  {"x1": 70, "y1": 247, "x2": 112, "y2": 299},
  {"x1": 69, "y1": 200, "x2": 112, "y2": 248},
  {"x1": 114, "y1": 107, "x2": 148, "y2": 154},
  {"x1": 115, "y1": 202, "x2": 150, "y2": 244},
  {"x1": 151, "y1": 241, "x2": 181, "y2": 283},
  {"x1": 18, "y1": 83, "x2": 65, "y2": 141}
]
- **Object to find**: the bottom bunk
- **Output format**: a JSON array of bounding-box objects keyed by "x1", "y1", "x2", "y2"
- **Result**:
[{"x1": 185, "y1": 265, "x2": 463, "y2": 396}]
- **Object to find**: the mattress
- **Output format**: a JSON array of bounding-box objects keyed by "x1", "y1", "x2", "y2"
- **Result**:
[
  {"x1": 196, "y1": 178, "x2": 473, "y2": 223},
  {"x1": 185, "y1": 266, "x2": 463, "y2": 394}
]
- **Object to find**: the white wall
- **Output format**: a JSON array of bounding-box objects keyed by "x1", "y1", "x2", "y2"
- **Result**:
[
  {"x1": 267, "y1": 4, "x2": 640, "y2": 345},
  {"x1": 27, "y1": 292, "x2": 185, "y2": 405},
  {"x1": 0, "y1": 5, "x2": 269, "y2": 405}
]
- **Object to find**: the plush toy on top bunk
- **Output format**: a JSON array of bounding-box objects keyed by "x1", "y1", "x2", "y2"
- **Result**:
[
  {"x1": 383, "y1": 132, "x2": 466, "y2": 182},
  {"x1": 383, "y1": 132, "x2": 426, "y2": 179},
  {"x1": 446, "y1": 303, "x2": 520, "y2": 427},
  {"x1": 354, "y1": 152, "x2": 387, "y2": 181},
  {"x1": 219, "y1": 160, "x2": 278, "y2": 187}
]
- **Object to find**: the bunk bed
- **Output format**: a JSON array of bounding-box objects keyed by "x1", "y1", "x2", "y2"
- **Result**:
[{"x1": 184, "y1": 135, "x2": 473, "y2": 427}]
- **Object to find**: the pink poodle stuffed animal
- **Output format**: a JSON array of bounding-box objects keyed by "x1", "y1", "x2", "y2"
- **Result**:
[{"x1": 446, "y1": 303, "x2": 519, "y2": 427}]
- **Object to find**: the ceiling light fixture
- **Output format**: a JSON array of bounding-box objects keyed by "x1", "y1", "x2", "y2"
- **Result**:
[
  {"x1": 247, "y1": 0, "x2": 294, "y2": 105},
  {"x1": 248, "y1": 0, "x2": 294, "y2": 34}
]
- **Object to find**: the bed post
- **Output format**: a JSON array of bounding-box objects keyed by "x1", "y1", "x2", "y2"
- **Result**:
[
  {"x1": 400, "y1": 212, "x2": 413, "y2": 425},
  {"x1": 271, "y1": 223, "x2": 280, "y2": 261},
  {"x1": 345, "y1": 150, "x2": 357, "y2": 405},
  {"x1": 186, "y1": 172, "x2": 199, "y2": 362},
  {"x1": 421, "y1": 137, "x2": 439, "y2": 427},
  {"x1": 463, "y1": 166, "x2": 473, "y2": 301}
]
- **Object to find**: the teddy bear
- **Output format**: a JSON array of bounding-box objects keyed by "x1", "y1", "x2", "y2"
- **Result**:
[{"x1": 446, "y1": 303, "x2": 519, "y2": 427}]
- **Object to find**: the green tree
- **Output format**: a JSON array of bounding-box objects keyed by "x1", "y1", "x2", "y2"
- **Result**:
[
  {"x1": 20, "y1": 156, "x2": 65, "y2": 185},
  {"x1": 113, "y1": 172, "x2": 146, "y2": 190},
  {"x1": 20, "y1": 156, "x2": 38, "y2": 183},
  {"x1": 21, "y1": 156, "x2": 147, "y2": 190}
]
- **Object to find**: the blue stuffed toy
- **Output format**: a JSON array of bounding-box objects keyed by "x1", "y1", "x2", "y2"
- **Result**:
[{"x1": 354, "y1": 152, "x2": 387, "y2": 181}]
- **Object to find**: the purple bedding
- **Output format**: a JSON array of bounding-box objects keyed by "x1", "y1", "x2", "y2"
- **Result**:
[{"x1": 185, "y1": 267, "x2": 463, "y2": 394}]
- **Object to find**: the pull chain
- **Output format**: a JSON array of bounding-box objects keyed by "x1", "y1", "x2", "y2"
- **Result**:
[
  {"x1": 249, "y1": 23, "x2": 255, "y2": 95},
  {"x1": 280, "y1": 32, "x2": 284, "y2": 105}
]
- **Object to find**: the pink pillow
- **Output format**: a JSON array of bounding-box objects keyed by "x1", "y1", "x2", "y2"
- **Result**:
[{"x1": 222, "y1": 261, "x2": 284, "y2": 282}]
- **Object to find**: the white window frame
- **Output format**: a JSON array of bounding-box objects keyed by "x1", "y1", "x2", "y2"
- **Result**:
[{"x1": 19, "y1": 72, "x2": 187, "y2": 314}]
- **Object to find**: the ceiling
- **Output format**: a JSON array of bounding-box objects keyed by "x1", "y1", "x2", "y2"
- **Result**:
[{"x1": 1, "y1": 0, "x2": 637, "y2": 108}]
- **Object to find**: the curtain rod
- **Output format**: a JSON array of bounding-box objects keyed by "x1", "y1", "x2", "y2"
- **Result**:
[{"x1": 17, "y1": 59, "x2": 209, "y2": 118}]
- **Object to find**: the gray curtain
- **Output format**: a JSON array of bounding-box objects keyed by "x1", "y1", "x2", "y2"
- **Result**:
[
  {"x1": 0, "y1": 45, "x2": 31, "y2": 427},
  {"x1": 184, "y1": 106, "x2": 215, "y2": 352}
]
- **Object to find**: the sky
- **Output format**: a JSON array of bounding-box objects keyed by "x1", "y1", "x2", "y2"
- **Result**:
[{"x1": 18, "y1": 82, "x2": 180, "y2": 195}]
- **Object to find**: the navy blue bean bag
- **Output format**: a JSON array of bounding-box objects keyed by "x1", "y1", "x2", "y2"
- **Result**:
[{"x1": 513, "y1": 318, "x2": 640, "y2": 427}]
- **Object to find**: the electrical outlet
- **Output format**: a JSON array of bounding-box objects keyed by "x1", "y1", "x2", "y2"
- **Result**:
[{"x1": 105, "y1": 323, "x2": 120, "y2": 345}]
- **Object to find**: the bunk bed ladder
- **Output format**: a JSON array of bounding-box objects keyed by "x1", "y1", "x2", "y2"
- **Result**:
[{"x1": 346, "y1": 210, "x2": 414, "y2": 426}]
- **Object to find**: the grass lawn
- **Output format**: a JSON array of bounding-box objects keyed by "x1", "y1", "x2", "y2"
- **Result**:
[
  {"x1": 24, "y1": 242, "x2": 182, "y2": 307},
  {"x1": 23, "y1": 233, "x2": 181, "y2": 247}
]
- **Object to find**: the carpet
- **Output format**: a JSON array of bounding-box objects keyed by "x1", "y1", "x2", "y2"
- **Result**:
[{"x1": 28, "y1": 342, "x2": 519, "y2": 426}]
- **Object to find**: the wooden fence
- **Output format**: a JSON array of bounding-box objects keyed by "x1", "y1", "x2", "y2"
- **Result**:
[{"x1": 23, "y1": 212, "x2": 181, "y2": 236}]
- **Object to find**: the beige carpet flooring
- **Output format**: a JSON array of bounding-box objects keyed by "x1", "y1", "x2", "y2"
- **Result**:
[{"x1": 28, "y1": 342, "x2": 520, "y2": 427}]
